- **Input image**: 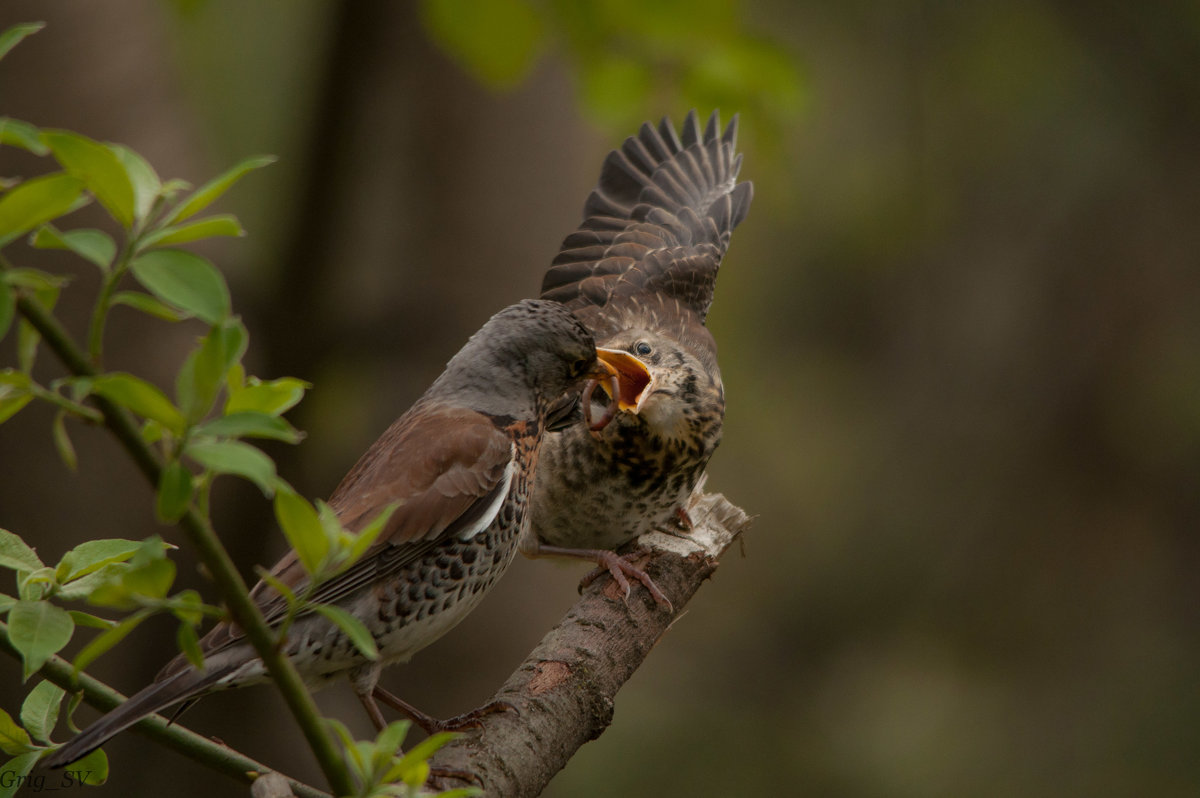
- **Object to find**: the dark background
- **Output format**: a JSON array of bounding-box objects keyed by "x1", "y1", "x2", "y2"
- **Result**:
[{"x1": 2, "y1": 1, "x2": 1199, "y2": 795}]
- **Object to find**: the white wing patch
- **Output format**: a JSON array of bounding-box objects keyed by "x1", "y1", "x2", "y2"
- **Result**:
[{"x1": 455, "y1": 442, "x2": 515, "y2": 541}]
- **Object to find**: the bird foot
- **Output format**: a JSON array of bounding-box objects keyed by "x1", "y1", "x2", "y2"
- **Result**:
[
  {"x1": 580, "y1": 550, "x2": 674, "y2": 612},
  {"x1": 371, "y1": 686, "x2": 515, "y2": 735},
  {"x1": 424, "y1": 700, "x2": 518, "y2": 734},
  {"x1": 427, "y1": 767, "x2": 484, "y2": 791}
]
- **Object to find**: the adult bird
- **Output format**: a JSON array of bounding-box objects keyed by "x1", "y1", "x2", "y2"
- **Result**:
[
  {"x1": 526, "y1": 110, "x2": 753, "y2": 605},
  {"x1": 45, "y1": 299, "x2": 622, "y2": 768}
]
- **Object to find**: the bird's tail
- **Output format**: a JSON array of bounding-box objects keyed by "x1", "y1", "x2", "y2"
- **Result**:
[{"x1": 41, "y1": 663, "x2": 232, "y2": 768}]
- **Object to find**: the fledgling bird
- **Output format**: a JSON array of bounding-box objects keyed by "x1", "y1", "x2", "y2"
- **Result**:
[
  {"x1": 525, "y1": 110, "x2": 753, "y2": 604},
  {"x1": 45, "y1": 299, "x2": 621, "y2": 768}
]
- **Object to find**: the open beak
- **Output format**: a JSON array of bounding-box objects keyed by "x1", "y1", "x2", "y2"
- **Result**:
[
  {"x1": 595, "y1": 348, "x2": 653, "y2": 412},
  {"x1": 580, "y1": 348, "x2": 653, "y2": 431}
]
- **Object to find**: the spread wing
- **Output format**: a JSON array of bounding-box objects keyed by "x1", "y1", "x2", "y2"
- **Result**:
[
  {"x1": 172, "y1": 405, "x2": 513, "y2": 668},
  {"x1": 541, "y1": 109, "x2": 754, "y2": 341}
]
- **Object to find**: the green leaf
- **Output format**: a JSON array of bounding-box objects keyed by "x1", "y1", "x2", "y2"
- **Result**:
[
  {"x1": 0, "y1": 594, "x2": 14, "y2": 614},
  {"x1": 54, "y1": 562, "x2": 126, "y2": 602},
  {"x1": 226, "y1": 376, "x2": 309, "y2": 416},
  {"x1": 316, "y1": 502, "x2": 343, "y2": 551},
  {"x1": 176, "y1": 318, "x2": 247, "y2": 423},
  {"x1": 0, "y1": 276, "x2": 12, "y2": 342},
  {"x1": 51, "y1": 411, "x2": 77, "y2": 471},
  {"x1": 109, "y1": 144, "x2": 161, "y2": 222},
  {"x1": 419, "y1": 0, "x2": 544, "y2": 88},
  {"x1": 43, "y1": 131, "x2": 136, "y2": 228},
  {"x1": 3, "y1": 268, "x2": 67, "y2": 293},
  {"x1": 86, "y1": 555, "x2": 175, "y2": 610},
  {"x1": 312, "y1": 603, "x2": 378, "y2": 660},
  {"x1": 0, "y1": 22, "x2": 44, "y2": 62},
  {"x1": 273, "y1": 490, "x2": 329, "y2": 575},
  {"x1": 386, "y1": 730, "x2": 460, "y2": 785},
  {"x1": 186, "y1": 439, "x2": 276, "y2": 496},
  {"x1": 254, "y1": 567, "x2": 299, "y2": 609},
  {"x1": 0, "y1": 172, "x2": 86, "y2": 243},
  {"x1": 55, "y1": 539, "x2": 142, "y2": 583},
  {"x1": 0, "y1": 752, "x2": 40, "y2": 798},
  {"x1": 372, "y1": 720, "x2": 412, "y2": 771},
  {"x1": 140, "y1": 214, "x2": 245, "y2": 249},
  {"x1": 7, "y1": 600, "x2": 74, "y2": 680},
  {"x1": 0, "y1": 708, "x2": 33, "y2": 756},
  {"x1": 194, "y1": 411, "x2": 303, "y2": 443},
  {"x1": 68, "y1": 747, "x2": 108, "y2": 786},
  {"x1": 0, "y1": 528, "x2": 43, "y2": 572},
  {"x1": 159, "y1": 178, "x2": 191, "y2": 199},
  {"x1": 156, "y1": 460, "x2": 193, "y2": 522},
  {"x1": 0, "y1": 392, "x2": 32, "y2": 425},
  {"x1": 176, "y1": 621, "x2": 204, "y2": 669},
  {"x1": 64, "y1": 691, "x2": 84, "y2": 734},
  {"x1": 0, "y1": 117, "x2": 47, "y2": 155},
  {"x1": 20, "y1": 680, "x2": 64, "y2": 743},
  {"x1": 16, "y1": 568, "x2": 55, "y2": 602},
  {"x1": 110, "y1": 290, "x2": 185, "y2": 321},
  {"x1": 31, "y1": 226, "x2": 116, "y2": 271},
  {"x1": 345, "y1": 504, "x2": 396, "y2": 566},
  {"x1": 90, "y1": 373, "x2": 184, "y2": 435},
  {"x1": 163, "y1": 154, "x2": 276, "y2": 225},
  {"x1": 66, "y1": 611, "x2": 115, "y2": 630},
  {"x1": 129, "y1": 249, "x2": 230, "y2": 324},
  {"x1": 123, "y1": 557, "x2": 175, "y2": 600},
  {"x1": 15, "y1": 321, "x2": 38, "y2": 375},
  {"x1": 168, "y1": 589, "x2": 206, "y2": 626}
]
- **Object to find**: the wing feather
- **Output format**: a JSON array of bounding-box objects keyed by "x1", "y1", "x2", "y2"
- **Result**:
[
  {"x1": 171, "y1": 406, "x2": 513, "y2": 667},
  {"x1": 542, "y1": 110, "x2": 753, "y2": 324}
]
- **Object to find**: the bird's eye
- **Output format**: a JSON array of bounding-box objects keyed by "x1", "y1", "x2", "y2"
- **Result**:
[
  {"x1": 572, "y1": 358, "x2": 590, "y2": 375},
  {"x1": 634, "y1": 341, "x2": 652, "y2": 357}
]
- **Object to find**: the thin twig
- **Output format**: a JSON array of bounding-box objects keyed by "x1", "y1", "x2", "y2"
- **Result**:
[{"x1": 0, "y1": 620, "x2": 330, "y2": 798}]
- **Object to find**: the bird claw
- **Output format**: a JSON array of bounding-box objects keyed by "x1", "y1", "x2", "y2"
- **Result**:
[
  {"x1": 422, "y1": 700, "x2": 518, "y2": 735},
  {"x1": 427, "y1": 767, "x2": 484, "y2": 790},
  {"x1": 580, "y1": 551, "x2": 673, "y2": 612}
]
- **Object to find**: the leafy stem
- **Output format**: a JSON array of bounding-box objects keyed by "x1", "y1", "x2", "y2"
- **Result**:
[
  {"x1": 27, "y1": 382, "x2": 103, "y2": 423},
  {"x1": 11, "y1": 287, "x2": 358, "y2": 797},
  {"x1": 0, "y1": 619, "x2": 332, "y2": 798}
]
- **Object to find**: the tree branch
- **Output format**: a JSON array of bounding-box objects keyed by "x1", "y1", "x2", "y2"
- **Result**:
[
  {"x1": 0, "y1": 620, "x2": 330, "y2": 798},
  {"x1": 428, "y1": 490, "x2": 751, "y2": 796},
  {"x1": 10, "y1": 290, "x2": 356, "y2": 796}
]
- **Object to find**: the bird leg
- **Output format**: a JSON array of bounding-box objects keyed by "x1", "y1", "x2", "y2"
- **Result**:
[
  {"x1": 359, "y1": 687, "x2": 488, "y2": 788},
  {"x1": 356, "y1": 689, "x2": 390, "y2": 732},
  {"x1": 535, "y1": 543, "x2": 673, "y2": 611},
  {"x1": 371, "y1": 685, "x2": 516, "y2": 735}
]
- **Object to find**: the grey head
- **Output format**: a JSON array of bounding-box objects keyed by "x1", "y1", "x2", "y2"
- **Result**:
[{"x1": 430, "y1": 298, "x2": 600, "y2": 419}]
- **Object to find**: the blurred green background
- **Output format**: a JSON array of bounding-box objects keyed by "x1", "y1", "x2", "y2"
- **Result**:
[{"x1": 3, "y1": 0, "x2": 1200, "y2": 795}]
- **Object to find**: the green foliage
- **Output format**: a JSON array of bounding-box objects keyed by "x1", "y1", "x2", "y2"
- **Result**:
[
  {"x1": 7, "y1": 601, "x2": 73, "y2": 681},
  {"x1": 417, "y1": 0, "x2": 805, "y2": 135},
  {"x1": 269, "y1": 489, "x2": 395, "y2": 659},
  {"x1": 0, "y1": 23, "x2": 310, "y2": 781},
  {"x1": 328, "y1": 719, "x2": 479, "y2": 798},
  {"x1": 419, "y1": 0, "x2": 546, "y2": 89},
  {"x1": 20, "y1": 681, "x2": 64, "y2": 744},
  {"x1": 129, "y1": 249, "x2": 231, "y2": 324},
  {"x1": 0, "y1": 22, "x2": 44, "y2": 62}
]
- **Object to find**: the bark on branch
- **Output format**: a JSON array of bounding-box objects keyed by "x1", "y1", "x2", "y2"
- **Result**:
[{"x1": 427, "y1": 490, "x2": 751, "y2": 796}]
